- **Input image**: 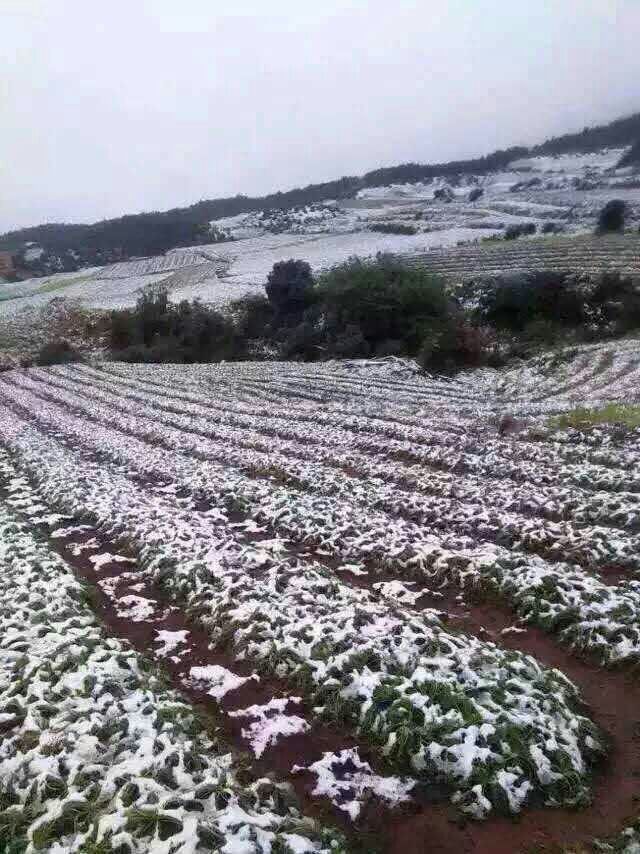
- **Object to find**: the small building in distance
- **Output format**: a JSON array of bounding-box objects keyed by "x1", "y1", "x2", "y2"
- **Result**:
[{"x1": 0, "y1": 251, "x2": 15, "y2": 280}]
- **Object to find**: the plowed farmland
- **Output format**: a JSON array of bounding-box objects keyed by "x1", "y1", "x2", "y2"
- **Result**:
[
  {"x1": 402, "y1": 232, "x2": 640, "y2": 279},
  {"x1": 2, "y1": 346, "x2": 640, "y2": 853}
]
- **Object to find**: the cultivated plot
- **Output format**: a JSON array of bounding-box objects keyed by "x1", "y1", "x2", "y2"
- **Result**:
[{"x1": 2, "y1": 351, "x2": 640, "y2": 852}]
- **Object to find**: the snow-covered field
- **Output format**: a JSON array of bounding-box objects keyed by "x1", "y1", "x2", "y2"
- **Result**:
[
  {"x1": 190, "y1": 227, "x2": 499, "y2": 289},
  {"x1": 2, "y1": 345, "x2": 640, "y2": 850},
  {"x1": 509, "y1": 148, "x2": 628, "y2": 174}
]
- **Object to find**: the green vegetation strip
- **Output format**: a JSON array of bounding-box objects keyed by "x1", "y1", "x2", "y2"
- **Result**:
[{"x1": 549, "y1": 404, "x2": 640, "y2": 430}]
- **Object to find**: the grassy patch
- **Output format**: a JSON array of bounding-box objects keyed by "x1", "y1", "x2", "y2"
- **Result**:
[
  {"x1": 36, "y1": 275, "x2": 93, "y2": 295},
  {"x1": 0, "y1": 275, "x2": 92, "y2": 303},
  {"x1": 548, "y1": 404, "x2": 640, "y2": 430}
]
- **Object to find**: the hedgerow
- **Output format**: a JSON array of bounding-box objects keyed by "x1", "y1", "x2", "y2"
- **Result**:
[{"x1": 106, "y1": 258, "x2": 640, "y2": 372}]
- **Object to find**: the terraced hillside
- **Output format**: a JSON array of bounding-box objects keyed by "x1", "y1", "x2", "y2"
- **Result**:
[
  {"x1": 2, "y1": 347, "x2": 640, "y2": 852},
  {"x1": 402, "y1": 232, "x2": 640, "y2": 280}
]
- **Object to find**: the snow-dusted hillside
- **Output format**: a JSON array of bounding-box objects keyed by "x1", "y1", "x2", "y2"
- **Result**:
[
  {"x1": 212, "y1": 146, "x2": 639, "y2": 242},
  {"x1": 509, "y1": 147, "x2": 627, "y2": 174},
  {"x1": 1, "y1": 144, "x2": 639, "y2": 326}
]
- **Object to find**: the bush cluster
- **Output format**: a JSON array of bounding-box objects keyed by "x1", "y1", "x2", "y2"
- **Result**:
[
  {"x1": 315, "y1": 256, "x2": 450, "y2": 357},
  {"x1": 109, "y1": 287, "x2": 240, "y2": 363},
  {"x1": 504, "y1": 223, "x2": 537, "y2": 240},
  {"x1": 369, "y1": 223, "x2": 417, "y2": 236},
  {"x1": 35, "y1": 339, "x2": 82, "y2": 366},
  {"x1": 106, "y1": 255, "x2": 640, "y2": 374},
  {"x1": 229, "y1": 256, "x2": 495, "y2": 371},
  {"x1": 265, "y1": 259, "x2": 314, "y2": 317},
  {"x1": 597, "y1": 199, "x2": 627, "y2": 233},
  {"x1": 541, "y1": 222, "x2": 563, "y2": 234},
  {"x1": 433, "y1": 187, "x2": 454, "y2": 202},
  {"x1": 457, "y1": 270, "x2": 640, "y2": 358}
]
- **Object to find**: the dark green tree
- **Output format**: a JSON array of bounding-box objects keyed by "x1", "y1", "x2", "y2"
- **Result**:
[
  {"x1": 597, "y1": 199, "x2": 626, "y2": 233},
  {"x1": 265, "y1": 259, "x2": 314, "y2": 317}
]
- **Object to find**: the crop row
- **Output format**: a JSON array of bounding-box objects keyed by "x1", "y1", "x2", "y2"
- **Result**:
[
  {"x1": 16, "y1": 370, "x2": 640, "y2": 573},
  {"x1": 40, "y1": 365, "x2": 640, "y2": 493},
  {"x1": 4, "y1": 374, "x2": 640, "y2": 668},
  {"x1": 0, "y1": 468, "x2": 337, "y2": 853},
  {"x1": 95, "y1": 359, "x2": 640, "y2": 471},
  {"x1": 0, "y1": 404, "x2": 605, "y2": 820}
]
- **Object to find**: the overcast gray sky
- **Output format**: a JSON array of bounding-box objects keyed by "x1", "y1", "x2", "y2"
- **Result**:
[{"x1": 2, "y1": 0, "x2": 639, "y2": 233}]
